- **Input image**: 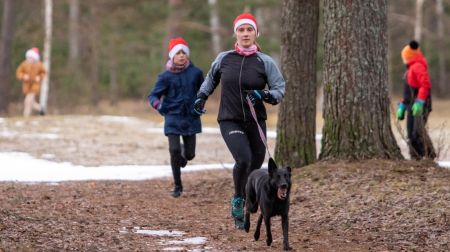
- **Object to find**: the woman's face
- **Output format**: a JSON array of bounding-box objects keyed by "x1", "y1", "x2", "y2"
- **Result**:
[
  {"x1": 235, "y1": 24, "x2": 256, "y2": 48},
  {"x1": 173, "y1": 50, "x2": 188, "y2": 65}
]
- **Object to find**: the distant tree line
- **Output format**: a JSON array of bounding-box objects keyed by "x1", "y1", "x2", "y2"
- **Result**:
[{"x1": 0, "y1": 0, "x2": 449, "y2": 115}]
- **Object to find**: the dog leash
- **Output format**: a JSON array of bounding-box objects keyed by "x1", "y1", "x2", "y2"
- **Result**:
[{"x1": 246, "y1": 96, "x2": 272, "y2": 159}]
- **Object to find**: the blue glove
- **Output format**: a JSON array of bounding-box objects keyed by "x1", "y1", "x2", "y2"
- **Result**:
[
  {"x1": 396, "y1": 102, "x2": 406, "y2": 120},
  {"x1": 412, "y1": 99, "x2": 425, "y2": 117},
  {"x1": 193, "y1": 94, "x2": 207, "y2": 115}
]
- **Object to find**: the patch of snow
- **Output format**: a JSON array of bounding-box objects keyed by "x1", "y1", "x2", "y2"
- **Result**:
[
  {"x1": 1, "y1": 151, "x2": 447, "y2": 183},
  {"x1": 14, "y1": 121, "x2": 24, "y2": 127},
  {"x1": 49, "y1": 127, "x2": 60, "y2": 132},
  {"x1": 135, "y1": 229, "x2": 185, "y2": 237},
  {"x1": 98, "y1": 115, "x2": 140, "y2": 124},
  {"x1": 0, "y1": 152, "x2": 233, "y2": 182},
  {"x1": 0, "y1": 131, "x2": 58, "y2": 140},
  {"x1": 162, "y1": 237, "x2": 207, "y2": 245},
  {"x1": 438, "y1": 161, "x2": 450, "y2": 168},
  {"x1": 163, "y1": 247, "x2": 186, "y2": 251},
  {"x1": 41, "y1": 153, "x2": 55, "y2": 159},
  {"x1": 22, "y1": 133, "x2": 59, "y2": 140},
  {"x1": 0, "y1": 130, "x2": 16, "y2": 138}
]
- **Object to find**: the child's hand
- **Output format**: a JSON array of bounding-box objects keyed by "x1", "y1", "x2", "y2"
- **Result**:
[
  {"x1": 150, "y1": 100, "x2": 163, "y2": 115},
  {"x1": 22, "y1": 74, "x2": 30, "y2": 81}
]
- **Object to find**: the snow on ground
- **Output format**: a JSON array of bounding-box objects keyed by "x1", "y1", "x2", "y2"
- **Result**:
[
  {"x1": 0, "y1": 152, "x2": 236, "y2": 182},
  {"x1": 0, "y1": 115, "x2": 448, "y2": 182},
  {"x1": 0, "y1": 151, "x2": 448, "y2": 183},
  {"x1": 118, "y1": 227, "x2": 209, "y2": 251}
]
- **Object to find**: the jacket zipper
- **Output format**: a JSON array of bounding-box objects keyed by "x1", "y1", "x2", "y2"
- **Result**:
[{"x1": 238, "y1": 56, "x2": 246, "y2": 122}]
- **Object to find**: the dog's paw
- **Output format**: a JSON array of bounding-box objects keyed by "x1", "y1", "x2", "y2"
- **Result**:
[
  {"x1": 254, "y1": 230, "x2": 260, "y2": 241},
  {"x1": 266, "y1": 237, "x2": 272, "y2": 246},
  {"x1": 244, "y1": 221, "x2": 250, "y2": 232},
  {"x1": 283, "y1": 244, "x2": 292, "y2": 251}
]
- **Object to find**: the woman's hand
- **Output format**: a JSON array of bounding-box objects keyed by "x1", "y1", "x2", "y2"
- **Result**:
[
  {"x1": 246, "y1": 90, "x2": 278, "y2": 105},
  {"x1": 193, "y1": 97, "x2": 206, "y2": 115}
]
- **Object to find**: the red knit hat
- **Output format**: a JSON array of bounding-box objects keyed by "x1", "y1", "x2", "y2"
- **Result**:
[
  {"x1": 25, "y1": 47, "x2": 40, "y2": 61},
  {"x1": 233, "y1": 13, "x2": 259, "y2": 36},
  {"x1": 168, "y1": 38, "x2": 190, "y2": 60}
]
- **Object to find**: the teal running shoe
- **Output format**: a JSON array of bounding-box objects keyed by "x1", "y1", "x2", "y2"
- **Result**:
[{"x1": 231, "y1": 196, "x2": 245, "y2": 229}]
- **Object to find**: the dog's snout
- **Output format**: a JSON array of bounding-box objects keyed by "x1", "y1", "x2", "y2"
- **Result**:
[{"x1": 280, "y1": 184, "x2": 287, "y2": 189}]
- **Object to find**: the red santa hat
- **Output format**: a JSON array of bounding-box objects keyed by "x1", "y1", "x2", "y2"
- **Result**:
[
  {"x1": 233, "y1": 13, "x2": 259, "y2": 36},
  {"x1": 25, "y1": 47, "x2": 40, "y2": 61},
  {"x1": 168, "y1": 38, "x2": 190, "y2": 60}
]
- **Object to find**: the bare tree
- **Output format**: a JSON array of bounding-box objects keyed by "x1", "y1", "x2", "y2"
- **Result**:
[
  {"x1": 414, "y1": 0, "x2": 424, "y2": 42},
  {"x1": 275, "y1": 0, "x2": 319, "y2": 167},
  {"x1": 40, "y1": 0, "x2": 53, "y2": 112},
  {"x1": 68, "y1": 0, "x2": 80, "y2": 66},
  {"x1": 108, "y1": 36, "x2": 119, "y2": 106},
  {"x1": 320, "y1": 0, "x2": 402, "y2": 160},
  {"x1": 88, "y1": 2, "x2": 100, "y2": 106},
  {"x1": 162, "y1": 0, "x2": 184, "y2": 67},
  {"x1": 435, "y1": 0, "x2": 447, "y2": 97},
  {"x1": 208, "y1": 0, "x2": 222, "y2": 55},
  {"x1": 0, "y1": 0, "x2": 16, "y2": 113}
]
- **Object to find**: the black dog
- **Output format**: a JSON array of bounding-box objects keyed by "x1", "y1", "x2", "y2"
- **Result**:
[{"x1": 244, "y1": 158, "x2": 292, "y2": 250}]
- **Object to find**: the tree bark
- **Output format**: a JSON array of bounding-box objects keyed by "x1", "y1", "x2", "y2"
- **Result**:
[
  {"x1": 0, "y1": 0, "x2": 15, "y2": 113},
  {"x1": 40, "y1": 0, "x2": 53, "y2": 111},
  {"x1": 275, "y1": 0, "x2": 319, "y2": 168},
  {"x1": 320, "y1": 0, "x2": 402, "y2": 160}
]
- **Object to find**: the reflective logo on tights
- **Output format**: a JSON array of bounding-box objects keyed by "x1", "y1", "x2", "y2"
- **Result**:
[{"x1": 229, "y1": 130, "x2": 245, "y2": 135}]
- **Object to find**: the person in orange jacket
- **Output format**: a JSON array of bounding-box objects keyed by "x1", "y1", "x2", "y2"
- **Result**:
[
  {"x1": 16, "y1": 47, "x2": 46, "y2": 117},
  {"x1": 396, "y1": 41, "x2": 436, "y2": 160}
]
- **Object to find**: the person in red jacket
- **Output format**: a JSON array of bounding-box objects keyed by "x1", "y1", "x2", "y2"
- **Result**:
[{"x1": 396, "y1": 40, "x2": 435, "y2": 160}]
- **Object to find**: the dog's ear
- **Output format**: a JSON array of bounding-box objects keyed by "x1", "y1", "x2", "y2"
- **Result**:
[
  {"x1": 268, "y1": 158, "x2": 277, "y2": 176},
  {"x1": 286, "y1": 166, "x2": 292, "y2": 174}
]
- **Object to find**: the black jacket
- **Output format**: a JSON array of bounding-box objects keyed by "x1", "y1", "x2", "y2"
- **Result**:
[{"x1": 198, "y1": 50, "x2": 285, "y2": 122}]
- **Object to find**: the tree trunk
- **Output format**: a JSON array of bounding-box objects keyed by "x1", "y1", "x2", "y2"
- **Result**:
[
  {"x1": 68, "y1": 0, "x2": 80, "y2": 66},
  {"x1": 435, "y1": 0, "x2": 447, "y2": 98},
  {"x1": 162, "y1": 0, "x2": 184, "y2": 67},
  {"x1": 414, "y1": 0, "x2": 424, "y2": 42},
  {"x1": 320, "y1": 0, "x2": 402, "y2": 160},
  {"x1": 0, "y1": 0, "x2": 15, "y2": 113},
  {"x1": 274, "y1": 0, "x2": 319, "y2": 168},
  {"x1": 208, "y1": 0, "x2": 221, "y2": 55},
  {"x1": 40, "y1": 0, "x2": 53, "y2": 112},
  {"x1": 109, "y1": 37, "x2": 119, "y2": 106},
  {"x1": 89, "y1": 2, "x2": 100, "y2": 106}
]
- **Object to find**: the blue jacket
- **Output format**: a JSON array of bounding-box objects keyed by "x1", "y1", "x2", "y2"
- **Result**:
[{"x1": 148, "y1": 63, "x2": 204, "y2": 136}]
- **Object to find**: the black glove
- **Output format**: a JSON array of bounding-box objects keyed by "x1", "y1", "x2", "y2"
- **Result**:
[
  {"x1": 193, "y1": 93, "x2": 207, "y2": 115},
  {"x1": 246, "y1": 90, "x2": 278, "y2": 105}
]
